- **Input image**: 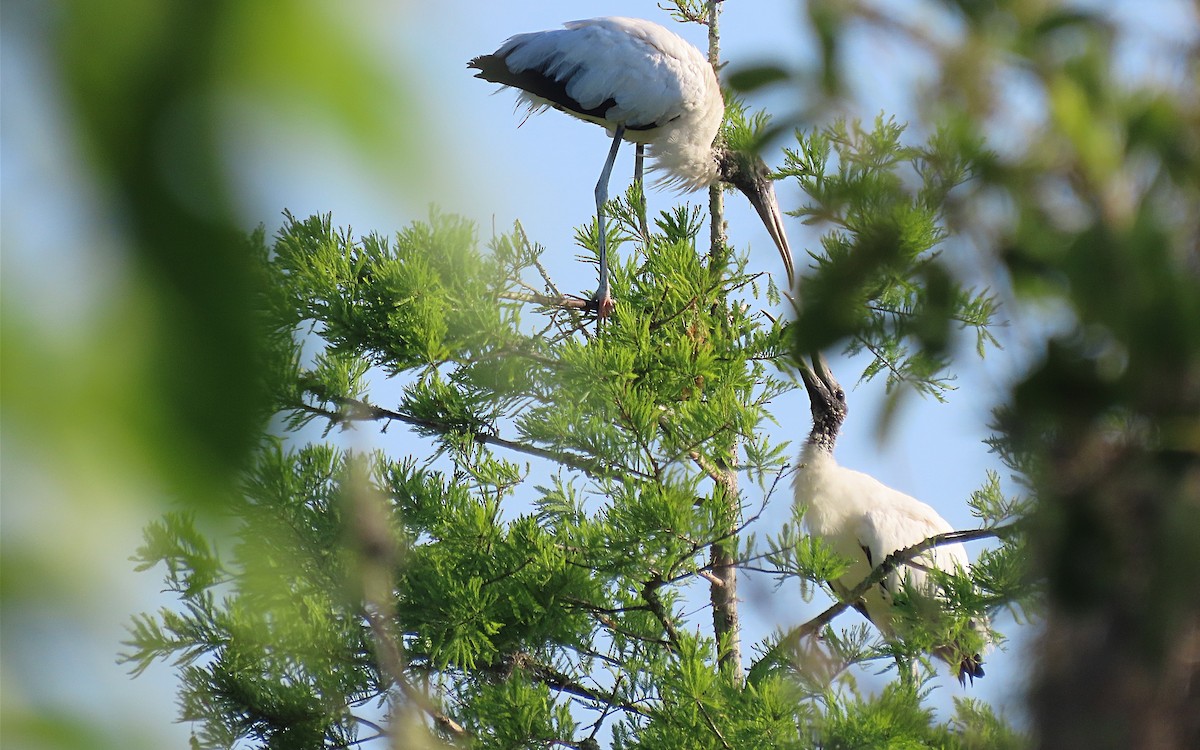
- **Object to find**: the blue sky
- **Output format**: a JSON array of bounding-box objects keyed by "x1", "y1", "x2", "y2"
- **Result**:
[{"x1": 5, "y1": 1, "x2": 1193, "y2": 746}]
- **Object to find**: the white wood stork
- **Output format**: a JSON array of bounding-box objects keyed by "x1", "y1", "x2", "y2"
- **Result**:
[
  {"x1": 469, "y1": 17, "x2": 795, "y2": 317},
  {"x1": 793, "y1": 353, "x2": 989, "y2": 683}
]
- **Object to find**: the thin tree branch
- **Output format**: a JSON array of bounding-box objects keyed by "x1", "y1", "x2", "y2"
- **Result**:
[
  {"x1": 697, "y1": 702, "x2": 733, "y2": 750},
  {"x1": 499, "y1": 290, "x2": 594, "y2": 312},
  {"x1": 364, "y1": 608, "x2": 469, "y2": 742},
  {"x1": 326, "y1": 396, "x2": 643, "y2": 480},
  {"x1": 748, "y1": 523, "x2": 1017, "y2": 682},
  {"x1": 336, "y1": 732, "x2": 387, "y2": 749},
  {"x1": 801, "y1": 525, "x2": 1008, "y2": 638},
  {"x1": 634, "y1": 144, "x2": 650, "y2": 239},
  {"x1": 689, "y1": 450, "x2": 725, "y2": 484},
  {"x1": 345, "y1": 463, "x2": 468, "y2": 746},
  {"x1": 349, "y1": 716, "x2": 387, "y2": 736},
  {"x1": 642, "y1": 573, "x2": 681, "y2": 648},
  {"x1": 525, "y1": 659, "x2": 652, "y2": 718},
  {"x1": 866, "y1": 303, "x2": 999, "y2": 329}
]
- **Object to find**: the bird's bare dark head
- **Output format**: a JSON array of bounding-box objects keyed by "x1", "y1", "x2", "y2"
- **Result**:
[
  {"x1": 717, "y1": 147, "x2": 771, "y2": 195},
  {"x1": 715, "y1": 146, "x2": 796, "y2": 285},
  {"x1": 799, "y1": 352, "x2": 846, "y2": 446}
]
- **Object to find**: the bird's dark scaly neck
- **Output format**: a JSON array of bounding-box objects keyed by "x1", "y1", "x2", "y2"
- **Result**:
[
  {"x1": 799, "y1": 354, "x2": 847, "y2": 456},
  {"x1": 807, "y1": 412, "x2": 842, "y2": 454}
]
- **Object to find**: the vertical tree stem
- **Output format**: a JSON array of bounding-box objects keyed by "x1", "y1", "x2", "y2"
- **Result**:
[
  {"x1": 707, "y1": 4, "x2": 727, "y2": 265},
  {"x1": 705, "y1": 0, "x2": 742, "y2": 685}
]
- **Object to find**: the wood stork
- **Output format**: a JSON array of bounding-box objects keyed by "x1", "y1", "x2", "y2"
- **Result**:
[
  {"x1": 469, "y1": 17, "x2": 795, "y2": 317},
  {"x1": 793, "y1": 353, "x2": 989, "y2": 683}
]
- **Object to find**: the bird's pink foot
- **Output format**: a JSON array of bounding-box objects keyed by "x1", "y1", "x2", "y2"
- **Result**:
[{"x1": 597, "y1": 294, "x2": 615, "y2": 320}]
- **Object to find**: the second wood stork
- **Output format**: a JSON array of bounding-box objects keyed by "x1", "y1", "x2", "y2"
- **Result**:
[
  {"x1": 469, "y1": 16, "x2": 795, "y2": 317},
  {"x1": 793, "y1": 353, "x2": 989, "y2": 683}
]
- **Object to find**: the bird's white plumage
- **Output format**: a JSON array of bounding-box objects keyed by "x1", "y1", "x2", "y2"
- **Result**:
[
  {"x1": 792, "y1": 353, "x2": 987, "y2": 682},
  {"x1": 471, "y1": 16, "x2": 795, "y2": 316},
  {"x1": 490, "y1": 17, "x2": 724, "y2": 190},
  {"x1": 795, "y1": 447, "x2": 971, "y2": 637}
]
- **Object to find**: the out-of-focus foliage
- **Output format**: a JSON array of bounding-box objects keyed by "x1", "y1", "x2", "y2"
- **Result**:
[
  {"x1": 782, "y1": 115, "x2": 1000, "y2": 400},
  {"x1": 735, "y1": 0, "x2": 1200, "y2": 745},
  {"x1": 1, "y1": 2, "x2": 421, "y2": 749}
]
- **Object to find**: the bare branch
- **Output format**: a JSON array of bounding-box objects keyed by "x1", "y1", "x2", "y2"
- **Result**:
[
  {"x1": 524, "y1": 658, "x2": 651, "y2": 718},
  {"x1": 363, "y1": 608, "x2": 469, "y2": 742},
  {"x1": 642, "y1": 573, "x2": 682, "y2": 648},
  {"x1": 327, "y1": 396, "x2": 645, "y2": 480},
  {"x1": 750, "y1": 523, "x2": 1018, "y2": 680},
  {"x1": 499, "y1": 290, "x2": 594, "y2": 312}
]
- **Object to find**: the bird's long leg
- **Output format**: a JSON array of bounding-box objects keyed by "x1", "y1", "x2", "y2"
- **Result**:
[
  {"x1": 634, "y1": 143, "x2": 649, "y2": 238},
  {"x1": 592, "y1": 124, "x2": 624, "y2": 319}
]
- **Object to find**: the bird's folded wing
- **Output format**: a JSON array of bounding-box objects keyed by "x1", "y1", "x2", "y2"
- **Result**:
[{"x1": 859, "y1": 505, "x2": 964, "y2": 596}]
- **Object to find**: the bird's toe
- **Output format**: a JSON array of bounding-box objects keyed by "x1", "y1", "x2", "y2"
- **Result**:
[{"x1": 597, "y1": 295, "x2": 615, "y2": 319}]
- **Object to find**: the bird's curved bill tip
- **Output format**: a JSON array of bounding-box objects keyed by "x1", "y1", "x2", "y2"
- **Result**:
[{"x1": 744, "y1": 182, "x2": 795, "y2": 288}]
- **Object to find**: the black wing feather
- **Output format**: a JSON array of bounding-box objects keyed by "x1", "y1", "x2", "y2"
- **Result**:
[
  {"x1": 468, "y1": 47, "x2": 659, "y2": 132},
  {"x1": 468, "y1": 48, "x2": 620, "y2": 124}
]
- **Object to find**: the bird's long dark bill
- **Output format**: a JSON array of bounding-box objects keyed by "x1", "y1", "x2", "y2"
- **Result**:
[
  {"x1": 741, "y1": 181, "x2": 795, "y2": 288},
  {"x1": 798, "y1": 352, "x2": 837, "y2": 397}
]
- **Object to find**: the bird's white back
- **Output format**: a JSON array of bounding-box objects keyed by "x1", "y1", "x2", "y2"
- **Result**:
[
  {"x1": 795, "y1": 446, "x2": 972, "y2": 631},
  {"x1": 493, "y1": 17, "x2": 724, "y2": 190}
]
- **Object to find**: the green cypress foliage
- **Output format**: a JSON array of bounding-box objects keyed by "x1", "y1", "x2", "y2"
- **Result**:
[{"x1": 124, "y1": 114, "x2": 1027, "y2": 748}]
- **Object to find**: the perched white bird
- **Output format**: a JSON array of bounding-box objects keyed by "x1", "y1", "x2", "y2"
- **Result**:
[
  {"x1": 469, "y1": 17, "x2": 795, "y2": 317},
  {"x1": 793, "y1": 353, "x2": 988, "y2": 683}
]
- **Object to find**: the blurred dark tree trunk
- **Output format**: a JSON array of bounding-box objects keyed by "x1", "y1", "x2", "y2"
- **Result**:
[{"x1": 1017, "y1": 348, "x2": 1200, "y2": 749}]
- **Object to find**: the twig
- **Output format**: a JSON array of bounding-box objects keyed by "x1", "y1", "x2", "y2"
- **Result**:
[
  {"x1": 327, "y1": 396, "x2": 641, "y2": 480},
  {"x1": 801, "y1": 526, "x2": 1007, "y2": 637},
  {"x1": 364, "y1": 608, "x2": 469, "y2": 741},
  {"x1": 642, "y1": 573, "x2": 681, "y2": 648},
  {"x1": 525, "y1": 659, "x2": 651, "y2": 718},
  {"x1": 499, "y1": 290, "x2": 594, "y2": 312},
  {"x1": 345, "y1": 467, "x2": 469, "y2": 745},
  {"x1": 634, "y1": 144, "x2": 650, "y2": 239},
  {"x1": 687, "y1": 451, "x2": 733, "y2": 491},
  {"x1": 515, "y1": 223, "x2": 563, "y2": 301}
]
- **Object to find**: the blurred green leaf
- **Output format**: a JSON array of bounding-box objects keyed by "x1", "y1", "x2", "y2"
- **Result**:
[{"x1": 727, "y1": 64, "x2": 791, "y2": 93}]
